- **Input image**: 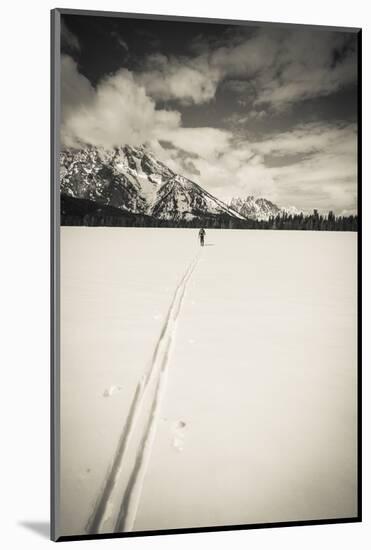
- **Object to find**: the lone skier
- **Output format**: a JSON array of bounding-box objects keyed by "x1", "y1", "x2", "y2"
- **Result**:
[{"x1": 198, "y1": 227, "x2": 206, "y2": 247}]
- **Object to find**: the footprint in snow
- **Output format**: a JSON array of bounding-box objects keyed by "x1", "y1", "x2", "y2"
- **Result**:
[
  {"x1": 103, "y1": 385, "x2": 123, "y2": 398},
  {"x1": 172, "y1": 420, "x2": 187, "y2": 452}
]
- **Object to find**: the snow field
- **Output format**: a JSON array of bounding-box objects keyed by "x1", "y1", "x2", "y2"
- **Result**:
[{"x1": 59, "y1": 228, "x2": 357, "y2": 537}]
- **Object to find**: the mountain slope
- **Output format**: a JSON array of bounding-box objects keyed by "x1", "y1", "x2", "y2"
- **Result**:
[
  {"x1": 151, "y1": 175, "x2": 244, "y2": 220},
  {"x1": 60, "y1": 145, "x2": 243, "y2": 222},
  {"x1": 60, "y1": 145, "x2": 174, "y2": 214},
  {"x1": 229, "y1": 196, "x2": 280, "y2": 221},
  {"x1": 230, "y1": 196, "x2": 303, "y2": 221}
]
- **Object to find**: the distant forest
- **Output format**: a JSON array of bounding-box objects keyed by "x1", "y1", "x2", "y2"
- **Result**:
[{"x1": 61, "y1": 195, "x2": 358, "y2": 232}]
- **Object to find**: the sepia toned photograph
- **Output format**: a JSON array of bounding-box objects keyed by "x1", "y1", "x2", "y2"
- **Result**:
[{"x1": 52, "y1": 9, "x2": 360, "y2": 541}]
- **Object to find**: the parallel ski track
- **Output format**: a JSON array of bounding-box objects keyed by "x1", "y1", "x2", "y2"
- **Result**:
[{"x1": 86, "y1": 252, "x2": 200, "y2": 535}]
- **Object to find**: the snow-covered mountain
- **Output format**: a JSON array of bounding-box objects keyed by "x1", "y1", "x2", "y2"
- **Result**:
[
  {"x1": 230, "y1": 196, "x2": 302, "y2": 221},
  {"x1": 60, "y1": 145, "x2": 244, "y2": 221},
  {"x1": 281, "y1": 205, "x2": 303, "y2": 217},
  {"x1": 151, "y1": 174, "x2": 245, "y2": 220},
  {"x1": 229, "y1": 196, "x2": 280, "y2": 221}
]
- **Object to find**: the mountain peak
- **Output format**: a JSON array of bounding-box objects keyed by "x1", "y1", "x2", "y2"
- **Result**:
[
  {"x1": 230, "y1": 196, "x2": 303, "y2": 221},
  {"x1": 230, "y1": 196, "x2": 280, "y2": 221},
  {"x1": 60, "y1": 144, "x2": 242, "y2": 222}
]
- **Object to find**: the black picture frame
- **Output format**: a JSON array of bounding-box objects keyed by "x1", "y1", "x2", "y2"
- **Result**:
[{"x1": 51, "y1": 8, "x2": 362, "y2": 542}]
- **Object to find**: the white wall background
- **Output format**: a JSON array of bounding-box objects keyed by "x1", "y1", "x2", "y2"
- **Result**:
[{"x1": 0, "y1": 0, "x2": 369, "y2": 548}]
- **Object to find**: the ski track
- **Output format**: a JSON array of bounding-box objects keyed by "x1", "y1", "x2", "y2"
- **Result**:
[
  {"x1": 85, "y1": 251, "x2": 200, "y2": 535},
  {"x1": 85, "y1": 382, "x2": 143, "y2": 534},
  {"x1": 115, "y1": 255, "x2": 198, "y2": 532}
]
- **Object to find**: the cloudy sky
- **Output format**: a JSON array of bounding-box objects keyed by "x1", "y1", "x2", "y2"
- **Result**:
[{"x1": 60, "y1": 14, "x2": 359, "y2": 214}]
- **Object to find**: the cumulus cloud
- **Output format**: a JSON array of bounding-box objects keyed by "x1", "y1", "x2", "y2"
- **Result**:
[
  {"x1": 135, "y1": 34, "x2": 273, "y2": 105},
  {"x1": 136, "y1": 28, "x2": 356, "y2": 109},
  {"x1": 255, "y1": 32, "x2": 357, "y2": 108},
  {"x1": 136, "y1": 53, "x2": 220, "y2": 105},
  {"x1": 61, "y1": 56, "x2": 94, "y2": 121},
  {"x1": 61, "y1": 55, "x2": 181, "y2": 148},
  {"x1": 252, "y1": 122, "x2": 357, "y2": 157},
  {"x1": 157, "y1": 127, "x2": 232, "y2": 160},
  {"x1": 209, "y1": 32, "x2": 279, "y2": 78}
]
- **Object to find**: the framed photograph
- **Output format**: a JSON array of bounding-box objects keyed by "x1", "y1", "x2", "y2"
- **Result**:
[{"x1": 51, "y1": 8, "x2": 361, "y2": 542}]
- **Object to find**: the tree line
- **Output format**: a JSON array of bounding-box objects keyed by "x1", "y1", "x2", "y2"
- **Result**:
[{"x1": 61, "y1": 195, "x2": 358, "y2": 231}]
